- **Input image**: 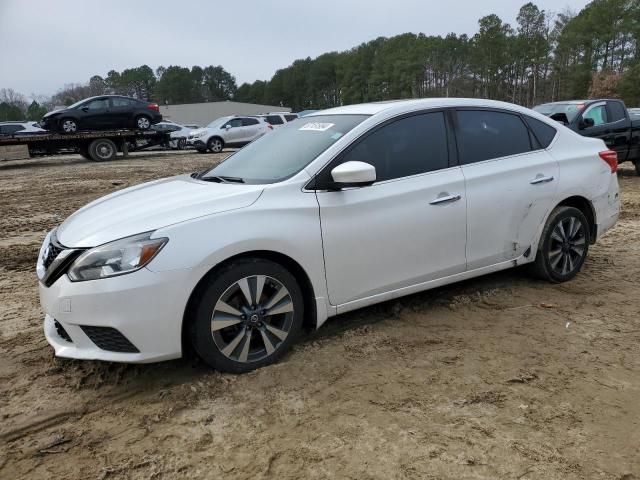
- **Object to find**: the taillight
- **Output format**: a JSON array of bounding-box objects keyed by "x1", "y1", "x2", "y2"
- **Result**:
[
  {"x1": 599, "y1": 150, "x2": 618, "y2": 173},
  {"x1": 268, "y1": 124, "x2": 273, "y2": 130},
  {"x1": 147, "y1": 103, "x2": 160, "y2": 112}
]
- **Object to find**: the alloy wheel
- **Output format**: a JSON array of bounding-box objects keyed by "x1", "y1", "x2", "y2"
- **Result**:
[
  {"x1": 62, "y1": 120, "x2": 77, "y2": 133},
  {"x1": 211, "y1": 139, "x2": 223, "y2": 153},
  {"x1": 211, "y1": 275, "x2": 294, "y2": 363},
  {"x1": 548, "y1": 216, "x2": 586, "y2": 276},
  {"x1": 137, "y1": 117, "x2": 150, "y2": 129}
]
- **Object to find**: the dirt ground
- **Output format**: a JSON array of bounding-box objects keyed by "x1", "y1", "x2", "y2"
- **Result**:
[{"x1": 0, "y1": 150, "x2": 638, "y2": 480}]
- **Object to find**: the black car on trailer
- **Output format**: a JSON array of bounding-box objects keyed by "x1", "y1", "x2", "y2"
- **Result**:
[{"x1": 40, "y1": 95, "x2": 163, "y2": 134}]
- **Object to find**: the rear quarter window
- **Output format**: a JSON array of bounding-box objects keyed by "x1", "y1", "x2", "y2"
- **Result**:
[{"x1": 524, "y1": 116, "x2": 557, "y2": 149}]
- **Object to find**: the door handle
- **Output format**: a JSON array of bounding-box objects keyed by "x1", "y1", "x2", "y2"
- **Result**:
[
  {"x1": 429, "y1": 193, "x2": 461, "y2": 205},
  {"x1": 530, "y1": 175, "x2": 554, "y2": 185}
]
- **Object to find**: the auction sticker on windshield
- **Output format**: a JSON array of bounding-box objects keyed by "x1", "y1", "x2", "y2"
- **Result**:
[{"x1": 299, "y1": 122, "x2": 335, "y2": 131}]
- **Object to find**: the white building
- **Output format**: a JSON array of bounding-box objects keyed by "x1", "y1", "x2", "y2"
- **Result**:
[{"x1": 159, "y1": 101, "x2": 291, "y2": 126}]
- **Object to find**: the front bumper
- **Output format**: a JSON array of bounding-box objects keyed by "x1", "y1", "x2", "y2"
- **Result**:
[
  {"x1": 186, "y1": 138, "x2": 206, "y2": 149},
  {"x1": 40, "y1": 267, "x2": 195, "y2": 363}
]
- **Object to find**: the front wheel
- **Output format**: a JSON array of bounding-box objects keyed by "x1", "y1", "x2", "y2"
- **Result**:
[
  {"x1": 531, "y1": 206, "x2": 590, "y2": 283},
  {"x1": 191, "y1": 259, "x2": 304, "y2": 373},
  {"x1": 207, "y1": 137, "x2": 224, "y2": 153},
  {"x1": 59, "y1": 118, "x2": 78, "y2": 134}
]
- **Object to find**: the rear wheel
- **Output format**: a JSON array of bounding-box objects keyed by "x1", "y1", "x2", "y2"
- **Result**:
[
  {"x1": 59, "y1": 118, "x2": 78, "y2": 134},
  {"x1": 88, "y1": 138, "x2": 117, "y2": 162},
  {"x1": 207, "y1": 137, "x2": 224, "y2": 153},
  {"x1": 135, "y1": 115, "x2": 151, "y2": 130},
  {"x1": 531, "y1": 206, "x2": 589, "y2": 283},
  {"x1": 191, "y1": 259, "x2": 304, "y2": 373}
]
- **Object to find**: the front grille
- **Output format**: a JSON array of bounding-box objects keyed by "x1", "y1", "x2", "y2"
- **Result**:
[
  {"x1": 80, "y1": 326, "x2": 139, "y2": 353},
  {"x1": 54, "y1": 319, "x2": 73, "y2": 342},
  {"x1": 43, "y1": 241, "x2": 64, "y2": 270}
]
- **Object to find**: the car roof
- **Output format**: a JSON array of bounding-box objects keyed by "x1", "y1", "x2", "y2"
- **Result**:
[{"x1": 309, "y1": 98, "x2": 541, "y2": 117}]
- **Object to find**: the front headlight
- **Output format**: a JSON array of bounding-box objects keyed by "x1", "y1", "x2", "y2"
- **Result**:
[
  {"x1": 68, "y1": 232, "x2": 168, "y2": 281},
  {"x1": 193, "y1": 131, "x2": 206, "y2": 138}
]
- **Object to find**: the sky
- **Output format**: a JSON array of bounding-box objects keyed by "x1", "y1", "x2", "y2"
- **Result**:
[{"x1": 0, "y1": 0, "x2": 591, "y2": 98}]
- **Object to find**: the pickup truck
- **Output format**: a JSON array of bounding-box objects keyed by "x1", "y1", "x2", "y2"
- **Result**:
[{"x1": 533, "y1": 99, "x2": 640, "y2": 175}]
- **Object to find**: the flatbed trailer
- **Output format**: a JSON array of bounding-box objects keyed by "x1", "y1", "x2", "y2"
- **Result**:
[{"x1": 0, "y1": 128, "x2": 172, "y2": 162}]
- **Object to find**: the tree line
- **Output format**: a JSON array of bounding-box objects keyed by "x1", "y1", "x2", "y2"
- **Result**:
[{"x1": 1, "y1": 0, "x2": 638, "y2": 122}]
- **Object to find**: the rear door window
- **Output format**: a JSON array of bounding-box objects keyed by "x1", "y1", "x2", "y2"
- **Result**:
[
  {"x1": 242, "y1": 118, "x2": 259, "y2": 126},
  {"x1": 112, "y1": 98, "x2": 132, "y2": 108},
  {"x1": 284, "y1": 115, "x2": 298, "y2": 122},
  {"x1": 455, "y1": 110, "x2": 532, "y2": 164},
  {"x1": 607, "y1": 101, "x2": 627, "y2": 123}
]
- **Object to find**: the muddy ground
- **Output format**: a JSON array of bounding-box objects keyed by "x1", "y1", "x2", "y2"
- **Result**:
[{"x1": 0, "y1": 150, "x2": 638, "y2": 479}]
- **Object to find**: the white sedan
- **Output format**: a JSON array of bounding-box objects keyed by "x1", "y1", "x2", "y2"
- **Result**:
[{"x1": 37, "y1": 98, "x2": 620, "y2": 373}]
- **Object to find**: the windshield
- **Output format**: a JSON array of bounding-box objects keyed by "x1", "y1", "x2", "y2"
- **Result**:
[
  {"x1": 533, "y1": 103, "x2": 584, "y2": 123},
  {"x1": 202, "y1": 114, "x2": 368, "y2": 184},
  {"x1": 207, "y1": 116, "x2": 233, "y2": 128}
]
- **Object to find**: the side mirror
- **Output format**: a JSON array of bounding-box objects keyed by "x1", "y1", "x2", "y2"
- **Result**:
[
  {"x1": 81, "y1": 107, "x2": 89, "y2": 112},
  {"x1": 329, "y1": 161, "x2": 376, "y2": 188},
  {"x1": 579, "y1": 117, "x2": 595, "y2": 130},
  {"x1": 225, "y1": 124, "x2": 232, "y2": 130}
]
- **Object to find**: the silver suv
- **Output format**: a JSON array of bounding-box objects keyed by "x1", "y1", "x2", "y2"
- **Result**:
[{"x1": 187, "y1": 116, "x2": 271, "y2": 153}]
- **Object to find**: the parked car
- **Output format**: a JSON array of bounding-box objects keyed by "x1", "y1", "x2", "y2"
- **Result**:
[
  {"x1": 0, "y1": 121, "x2": 46, "y2": 135},
  {"x1": 37, "y1": 98, "x2": 619, "y2": 373},
  {"x1": 186, "y1": 115, "x2": 271, "y2": 153},
  {"x1": 40, "y1": 95, "x2": 162, "y2": 134},
  {"x1": 534, "y1": 99, "x2": 640, "y2": 175},
  {"x1": 153, "y1": 120, "x2": 196, "y2": 149},
  {"x1": 253, "y1": 112, "x2": 299, "y2": 128}
]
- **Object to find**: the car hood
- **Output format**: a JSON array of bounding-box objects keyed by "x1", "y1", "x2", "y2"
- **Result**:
[
  {"x1": 43, "y1": 109, "x2": 67, "y2": 118},
  {"x1": 189, "y1": 127, "x2": 209, "y2": 136},
  {"x1": 56, "y1": 175, "x2": 264, "y2": 248}
]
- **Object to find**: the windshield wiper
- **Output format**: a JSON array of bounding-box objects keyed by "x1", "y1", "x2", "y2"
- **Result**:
[{"x1": 199, "y1": 175, "x2": 245, "y2": 184}]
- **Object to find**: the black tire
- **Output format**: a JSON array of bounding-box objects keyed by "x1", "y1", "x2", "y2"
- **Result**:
[
  {"x1": 190, "y1": 258, "x2": 304, "y2": 373},
  {"x1": 59, "y1": 118, "x2": 78, "y2": 134},
  {"x1": 177, "y1": 138, "x2": 186, "y2": 150},
  {"x1": 531, "y1": 206, "x2": 590, "y2": 283},
  {"x1": 135, "y1": 115, "x2": 151, "y2": 130},
  {"x1": 88, "y1": 138, "x2": 117, "y2": 162},
  {"x1": 207, "y1": 136, "x2": 224, "y2": 153}
]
